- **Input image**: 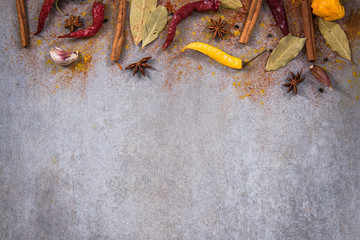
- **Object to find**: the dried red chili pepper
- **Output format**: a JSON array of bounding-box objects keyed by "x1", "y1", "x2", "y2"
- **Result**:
[
  {"x1": 162, "y1": 0, "x2": 221, "y2": 50},
  {"x1": 35, "y1": 0, "x2": 56, "y2": 35},
  {"x1": 266, "y1": 0, "x2": 289, "y2": 36},
  {"x1": 58, "y1": 2, "x2": 105, "y2": 39}
]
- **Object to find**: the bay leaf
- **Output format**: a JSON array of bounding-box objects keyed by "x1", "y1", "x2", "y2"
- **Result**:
[
  {"x1": 130, "y1": 0, "x2": 157, "y2": 46},
  {"x1": 266, "y1": 34, "x2": 307, "y2": 71},
  {"x1": 141, "y1": 6, "x2": 168, "y2": 49},
  {"x1": 318, "y1": 18, "x2": 352, "y2": 62},
  {"x1": 221, "y1": 0, "x2": 243, "y2": 10}
]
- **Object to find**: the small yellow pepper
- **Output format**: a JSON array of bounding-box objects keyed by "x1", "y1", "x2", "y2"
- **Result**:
[
  {"x1": 181, "y1": 42, "x2": 243, "y2": 69},
  {"x1": 311, "y1": 0, "x2": 345, "y2": 21}
]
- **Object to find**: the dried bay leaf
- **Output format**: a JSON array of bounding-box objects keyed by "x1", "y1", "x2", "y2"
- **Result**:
[
  {"x1": 130, "y1": 0, "x2": 157, "y2": 46},
  {"x1": 319, "y1": 18, "x2": 352, "y2": 62},
  {"x1": 141, "y1": 6, "x2": 168, "y2": 49},
  {"x1": 266, "y1": 34, "x2": 307, "y2": 71},
  {"x1": 220, "y1": 0, "x2": 243, "y2": 10}
]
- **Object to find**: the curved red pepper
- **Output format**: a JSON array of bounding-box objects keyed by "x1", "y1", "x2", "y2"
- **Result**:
[
  {"x1": 162, "y1": 0, "x2": 221, "y2": 50},
  {"x1": 58, "y1": 2, "x2": 105, "y2": 39},
  {"x1": 35, "y1": 0, "x2": 56, "y2": 35},
  {"x1": 266, "y1": 0, "x2": 289, "y2": 36}
]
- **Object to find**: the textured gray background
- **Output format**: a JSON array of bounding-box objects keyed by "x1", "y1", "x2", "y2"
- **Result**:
[{"x1": 1, "y1": 0, "x2": 360, "y2": 239}]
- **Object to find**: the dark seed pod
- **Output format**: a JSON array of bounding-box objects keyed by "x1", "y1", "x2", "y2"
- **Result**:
[{"x1": 310, "y1": 65, "x2": 332, "y2": 90}]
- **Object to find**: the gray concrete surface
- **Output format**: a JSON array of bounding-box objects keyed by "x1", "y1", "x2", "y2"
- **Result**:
[{"x1": 1, "y1": 0, "x2": 360, "y2": 239}]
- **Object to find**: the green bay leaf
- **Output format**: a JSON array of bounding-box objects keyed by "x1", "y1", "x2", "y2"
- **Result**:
[
  {"x1": 266, "y1": 34, "x2": 307, "y2": 71},
  {"x1": 141, "y1": 6, "x2": 168, "y2": 49},
  {"x1": 221, "y1": 0, "x2": 243, "y2": 10},
  {"x1": 319, "y1": 18, "x2": 352, "y2": 62},
  {"x1": 130, "y1": 0, "x2": 157, "y2": 46}
]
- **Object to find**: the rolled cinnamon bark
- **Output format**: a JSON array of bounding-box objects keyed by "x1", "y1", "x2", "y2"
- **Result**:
[
  {"x1": 301, "y1": 0, "x2": 316, "y2": 61},
  {"x1": 111, "y1": 0, "x2": 126, "y2": 62},
  {"x1": 16, "y1": 0, "x2": 29, "y2": 47},
  {"x1": 239, "y1": 0, "x2": 263, "y2": 45}
]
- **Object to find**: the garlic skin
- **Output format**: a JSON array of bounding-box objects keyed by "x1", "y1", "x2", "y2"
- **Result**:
[
  {"x1": 310, "y1": 65, "x2": 332, "y2": 90},
  {"x1": 50, "y1": 47, "x2": 79, "y2": 66}
]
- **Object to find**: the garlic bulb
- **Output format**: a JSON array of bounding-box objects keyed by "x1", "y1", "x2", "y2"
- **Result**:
[{"x1": 50, "y1": 47, "x2": 79, "y2": 66}]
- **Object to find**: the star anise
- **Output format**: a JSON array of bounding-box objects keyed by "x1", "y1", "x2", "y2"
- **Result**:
[
  {"x1": 283, "y1": 70, "x2": 305, "y2": 94},
  {"x1": 125, "y1": 57, "x2": 152, "y2": 76},
  {"x1": 64, "y1": 15, "x2": 81, "y2": 33},
  {"x1": 207, "y1": 18, "x2": 229, "y2": 40}
]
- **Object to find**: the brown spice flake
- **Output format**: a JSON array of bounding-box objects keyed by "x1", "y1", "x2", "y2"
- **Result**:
[
  {"x1": 164, "y1": 1, "x2": 175, "y2": 13},
  {"x1": 116, "y1": 62, "x2": 123, "y2": 70}
]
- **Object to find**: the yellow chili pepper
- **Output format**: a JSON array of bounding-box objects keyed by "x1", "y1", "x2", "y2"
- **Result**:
[
  {"x1": 181, "y1": 42, "x2": 243, "y2": 69},
  {"x1": 311, "y1": 0, "x2": 345, "y2": 21},
  {"x1": 181, "y1": 42, "x2": 267, "y2": 70}
]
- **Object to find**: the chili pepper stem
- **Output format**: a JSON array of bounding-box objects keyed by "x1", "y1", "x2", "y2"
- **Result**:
[
  {"x1": 242, "y1": 50, "x2": 268, "y2": 67},
  {"x1": 55, "y1": 0, "x2": 68, "y2": 15}
]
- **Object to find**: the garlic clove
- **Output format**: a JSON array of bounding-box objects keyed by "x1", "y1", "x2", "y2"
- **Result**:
[
  {"x1": 50, "y1": 47, "x2": 79, "y2": 66},
  {"x1": 310, "y1": 65, "x2": 332, "y2": 90}
]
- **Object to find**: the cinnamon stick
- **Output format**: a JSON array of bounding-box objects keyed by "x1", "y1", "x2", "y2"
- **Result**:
[
  {"x1": 16, "y1": 0, "x2": 29, "y2": 47},
  {"x1": 110, "y1": 0, "x2": 126, "y2": 62},
  {"x1": 301, "y1": 0, "x2": 316, "y2": 61},
  {"x1": 239, "y1": 0, "x2": 263, "y2": 45}
]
